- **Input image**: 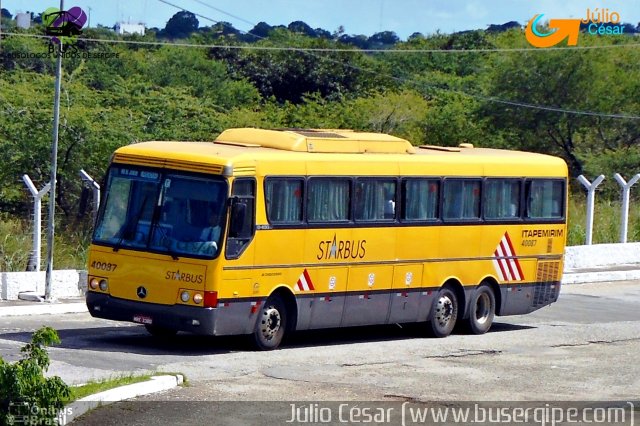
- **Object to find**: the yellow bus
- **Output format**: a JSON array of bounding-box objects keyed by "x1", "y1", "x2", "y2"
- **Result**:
[{"x1": 86, "y1": 128, "x2": 567, "y2": 350}]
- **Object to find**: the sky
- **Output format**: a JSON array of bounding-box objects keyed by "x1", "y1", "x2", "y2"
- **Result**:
[{"x1": 2, "y1": 0, "x2": 639, "y2": 40}]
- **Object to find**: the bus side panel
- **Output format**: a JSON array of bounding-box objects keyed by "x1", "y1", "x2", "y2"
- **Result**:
[
  {"x1": 304, "y1": 268, "x2": 348, "y2": 330},
  {"x1": 342, "y1": 265, "x2": 393, "y2": 327},
  {"x1": 215, "y1": 279, "x2": 261, "y2": 335},
  {"x1": 388, "y1": 264, "x2": 424, "y2": 323},
  {"x1": 437, "y1": 225, "x2": 482, "y2": 285},
  {"x1": 488, "y1": 223, "x2": 565, "y2": 315},
  {"x1": 500, "y1": 282, "x2": 560, "y2": 315}
]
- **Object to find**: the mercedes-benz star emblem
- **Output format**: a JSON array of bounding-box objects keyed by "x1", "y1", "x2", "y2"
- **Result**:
[{"x1": 136, "y1": 286, "x2": 147, "y2": 299}]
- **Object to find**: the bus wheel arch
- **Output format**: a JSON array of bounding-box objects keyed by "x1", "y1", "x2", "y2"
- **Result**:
[
  {"x1": 428, "y1": 279, "x2": 463, "y2": 338},
  {"x1": 467, "y1": 280, "x2": 497, "y2": 335},
  {"x1": 479, "y1": 276, "x2": 502, "y2": 316},
  {"x1": 271, "y1": 286, "x2": 298, "y2": 334},
  {"x1": 251, "y1": 286, "x2": 297, "y2": 351}
]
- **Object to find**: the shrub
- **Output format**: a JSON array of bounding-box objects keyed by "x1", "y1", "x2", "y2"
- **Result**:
[{"x1": 0, "y1": 327, "x2": 70, "y2": 425}]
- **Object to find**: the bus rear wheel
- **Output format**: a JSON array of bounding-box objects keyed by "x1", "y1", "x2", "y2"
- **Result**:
[
  {"x1": 252, "y1": 295, "x2": 287, "y2": 350},
  {"x1": 428, "y1": 287, "x2": 458, "y2": 337},
  {"x1": 468, "y1": 285, "x2": 495, "y2": 335},
  {"x1": 144, "y1": 324, "x2": 178, "y2": 338}
]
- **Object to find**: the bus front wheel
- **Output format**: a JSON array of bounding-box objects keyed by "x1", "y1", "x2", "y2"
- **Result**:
[
  {"x1": 252, "y1": 295, "x2": 287, "y2": 350},
  {"x1": 428, "y1": 287, "x2": 458, "y2": 338},
  {"x1": 468, "y1": 285, "x2": 495, "y2": 335}
]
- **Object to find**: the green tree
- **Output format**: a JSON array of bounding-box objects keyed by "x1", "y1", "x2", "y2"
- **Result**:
[
  {"x1": 368, "y1": 31, "x2": 400, "y2": 48},
  {"x1": 212, "y1": 30, "x2": 393, "y2": 103},
  {"x1": 164, "y1": 11, "x2": 199, "y2": 39}
]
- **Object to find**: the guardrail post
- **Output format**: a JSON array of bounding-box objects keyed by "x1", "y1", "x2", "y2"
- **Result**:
[
  {"x1": 22, "y1": 175, "x2": 51, "y2": 272},
  {"x1": 614, "y1": 173, "x2": 640, "y2": 243},
  {"x1": 79, "y1": 169, "x2": 101, "y2": 223},
  {"x1": 577, "y1": 175, "x2": 605, "y2": 245}
]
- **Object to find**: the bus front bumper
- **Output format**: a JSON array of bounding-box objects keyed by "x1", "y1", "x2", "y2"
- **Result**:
[{"x1": 86, "y1": 292, "x2": 219, "y2": 335}]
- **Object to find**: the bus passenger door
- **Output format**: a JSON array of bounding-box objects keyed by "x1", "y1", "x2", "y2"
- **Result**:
[
  {"x1": 342, "y1": 265, "x2": 393, "y2": 327},
  {"x1": 388, "y1": 264, "x2": 424, "y2": 323}
]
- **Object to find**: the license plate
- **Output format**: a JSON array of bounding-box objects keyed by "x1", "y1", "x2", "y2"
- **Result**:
[{"x1": 133, "y1": 315, "x2": 153, "y2": 325}]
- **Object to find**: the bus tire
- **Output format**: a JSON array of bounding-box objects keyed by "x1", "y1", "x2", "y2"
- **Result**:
[
  {"x1": 252, "y1": 295, "x2": 287, "y2": 350},
  {"x1": 468, "y1": 285, "x2": 495, "y2": 335},
  {"x1": 428, "y1": 287, "x2": 458, "y2": 338},
  {"x1": 144, "y1": 324, "x2": 178, "y2": 338}
]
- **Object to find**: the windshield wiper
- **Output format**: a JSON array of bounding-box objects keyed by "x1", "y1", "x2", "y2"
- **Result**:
[
  {"x1": 113, "y1": 195, "x2": 149, "y2": 252},
  {"x1": 152, "y1": 222, "x2": 180, "y2": 261},
  {"x1": 149, "y1": 189, "x2": 180, "y2": 260}
]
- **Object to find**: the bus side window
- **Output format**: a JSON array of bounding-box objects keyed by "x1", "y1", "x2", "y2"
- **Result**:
[
  {"x1": 443, "y1": 179, "x2": 481, "y2": 221},
  {"x1": 308, "y1": 178, "x2": 350, "y2": 222},
  {"x1": 402, "y1": 178, "x2": 439, "y2": 221},
  {"x1": 226, "y1": 178, "x2": 256, "y2": 259},
  {"x1": 484, "y1": 179, "x2": 521, "y2": 220},
  {"x1": 354, "y1": 179, "x2": 396, "y2": 222},
  {"x1": 265, "y1": 178, "x2": 303, "y2": 224},
  {"x1": 525, "y1": 179, "x2": 564, "y2": 219}
]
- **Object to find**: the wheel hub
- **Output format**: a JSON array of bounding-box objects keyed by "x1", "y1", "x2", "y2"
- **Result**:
[
  {"x1": 260, "y1": 306, "x2": 281, "y2": 340},
  {"x1": 475, "y1": 293, "x2": 490, "y2": 325},
  {"x1": 435, "y1": 295, "x2": 453, "y2": 327}
]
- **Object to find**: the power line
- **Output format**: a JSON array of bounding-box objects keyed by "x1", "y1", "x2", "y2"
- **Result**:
[
  {"x1": 4, "y1": 31, "x2": 640, "y2": 54},
  {"x1": 188, "y1": 0, "x2": 257, "y2": 29},
  {"x1": 468, "y1": 97, "x2": 640, "y2": 120},
  {"x1": 180, "y1": 0, "x2": 640, "y2": 54},
  {"x1": 152, "y1": 0, "x2": 640, "y2": 120},
  {"x1": 157, "y1": 0, "x2": 221, "y2": 26},
  {"x1": 5, "y1": 32, "x2": 640, "y2": 120},
  {"x1": 4, "y1": 0, "x2": 640, "y2": 122}
]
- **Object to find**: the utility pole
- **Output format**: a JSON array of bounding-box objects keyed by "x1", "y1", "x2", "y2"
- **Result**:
[{"x1": 44, "y1": 0, "x2": 64, "y2": 301}]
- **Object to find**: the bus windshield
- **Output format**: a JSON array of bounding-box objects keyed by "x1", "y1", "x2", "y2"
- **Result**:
[{"x1": 93, "y1": 166, "x2": 228, "y2": 258}]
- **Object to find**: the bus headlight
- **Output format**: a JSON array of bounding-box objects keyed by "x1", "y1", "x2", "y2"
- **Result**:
[
  {"x1": 180, "y1": 291, "x2": 190, "y2": 303},
  {"x1": 99, "y1": 279, "x2": 108, "y2": 291},
  {"x1": 193, "y1": 293, "x2": 203, "y2": 304},
  {"x1": 89, "y1": 278, "x2": 100, "y2": 290}
]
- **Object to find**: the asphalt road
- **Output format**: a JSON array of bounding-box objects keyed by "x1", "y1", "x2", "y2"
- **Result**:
[{"x1": 1, "y1": 281, "x2": 639, "y2": 425}]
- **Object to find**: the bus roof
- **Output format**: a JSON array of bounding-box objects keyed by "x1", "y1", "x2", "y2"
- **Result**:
[{"x1": 112, "y1": 128, "x2": 568, "y2": 178}]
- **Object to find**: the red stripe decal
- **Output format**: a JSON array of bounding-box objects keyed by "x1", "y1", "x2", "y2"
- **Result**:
[
  {"x1": 500, "y1": 240, "x2": 517, "y2": 280},
  {"x1": 303, "y1": 269, "x2": 314, "y2": 290},
  {"x1": 503, "y1": 232, "x2": 524, "y2": 280},
  {"x1": 494, "y1": 249, "x2": 509, "y2": 280}
]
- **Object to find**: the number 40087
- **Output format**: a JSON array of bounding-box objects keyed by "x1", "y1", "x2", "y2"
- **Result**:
[{"x1": 91, "y1": 261, "x2": 118, "y2": 272}]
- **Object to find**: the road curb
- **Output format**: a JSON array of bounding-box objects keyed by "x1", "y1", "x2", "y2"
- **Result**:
[
  {"x1": 562, "y1": 269, "x2": 640, "y2": 284},
  {"x1": 62, "y1": 374, "x2": 184, "y2": 424}
]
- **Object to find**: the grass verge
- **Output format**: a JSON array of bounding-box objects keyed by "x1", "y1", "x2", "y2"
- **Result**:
[
  {"x1": 63, "y1": 372, "x2": 187, "y2": 404},
  {"x1": 63, "y1": 374, "x2": 153, "y2": 403}
]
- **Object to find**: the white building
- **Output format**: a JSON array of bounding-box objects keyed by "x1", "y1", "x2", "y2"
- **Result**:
[
  {"x1": 16, "y1": 12, "x2": 31, "y2": 29},
  {"x1": 115, "y1": 22, "x2": 145, "y2": 36}
]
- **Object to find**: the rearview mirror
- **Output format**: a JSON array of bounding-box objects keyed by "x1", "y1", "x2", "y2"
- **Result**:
[{"x1": 229, "y1": 198, "x2": 247, "y2": 238}]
